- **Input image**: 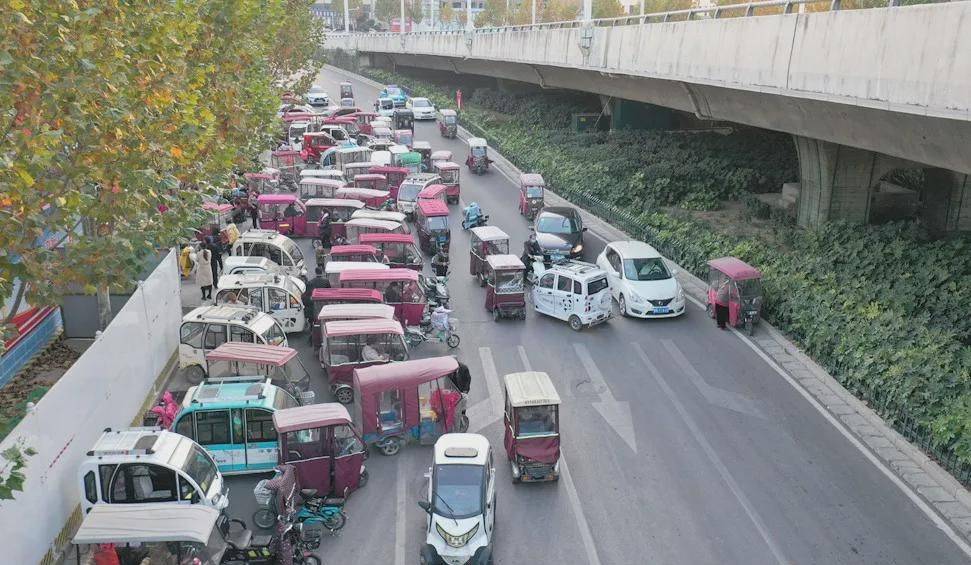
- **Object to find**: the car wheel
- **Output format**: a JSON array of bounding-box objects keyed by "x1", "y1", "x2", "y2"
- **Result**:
[
  {"x1": 379, "y1": 436, "x2": 402, "y2": 456},
  {"x1": 335, "y1": 386, "x2": 354, "y2": 405},
  {"x1": 184, "y1": 364, "x2": 206, "y2": 385},
  {"x1": 568, "y1": 315, "x2": 583, "y2": 332},
  {"x1": 618, "y1": 295, "x2": 629, "y2": 318}
]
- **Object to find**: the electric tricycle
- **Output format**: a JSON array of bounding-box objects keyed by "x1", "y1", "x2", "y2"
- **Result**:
[
  {"x1": 503, "y1": 371, "x2": 561, "y2": 482},
  {"x1": 706, "y1": 256, "x2": 763, "y2": 335}
]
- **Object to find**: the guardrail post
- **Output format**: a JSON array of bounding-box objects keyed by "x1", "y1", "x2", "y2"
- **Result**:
[
  {"x1": 783, "y1": 1, "x2": 793, "y2": 13},
  {"x1": 745, "y1": 3, "x2": 754, "y2": 16},
  {"x1": 640, "y1": 0, "x2": 645, "y2": 15},
  {"x1": 344, "y1": 0, "x2": 350, "y2": 33},
  {"x1": 531, "y1": 0, "x2": 537, "y2": 24},
  {"x1": 830, "y1": 0, "x2": 841, "y2": 10},
  {"x1": 399, "y1": 0, "x2": 405, "y2": 36}
]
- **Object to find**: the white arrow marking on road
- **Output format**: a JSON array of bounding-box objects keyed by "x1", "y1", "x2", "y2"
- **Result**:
[
  {"x1": 517, "y1": 345, "x2": 532, "y2": 371},
  {"x1": 632, "y1": 342, "x2": 789, "y2": 564},
  {"x1": 661, "y1": 339, "x2": 766, "y2": 419},
  {"x1": 573, "y1": 343, "x2": 638, "y2": 454},
  {"x1": 468, "y1": 347, "x2": 504, "y2": 433}
]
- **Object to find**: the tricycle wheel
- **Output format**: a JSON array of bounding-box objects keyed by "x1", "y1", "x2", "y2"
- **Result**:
[
  {"x1": 493, "y1": 308, "x2": 501, "y2": 322},
  {"x1": 302, "y1": 556, "x2": 322, "y2": 565},
  {"x1": 447, "y1": 333, "x2": 461, "y2": 348},
  {"x1": 323, "y1": 511, "x2": 347, "y2": 532},
  {"x1": 378, "y1": 436, "x2": 402, "y2": 456},
  {"x1": 478, "y1": 274, "x2": 486, "y2": 287},
  {"x1": 335, "y1": 386, "x2": 354, "y2": 405},
  {"x1": 183, "y1": 364, "x2": 206, "y2": 385},
  {"x1": 568, "y1": 315, "x2": 583, "y2": 332},
  {"x1": 253, "y1": 509, "x2": 276, "y2": 530},
  {"x1": 359, "y1": 468, "x2": 369, "y2": 488},
  {"x1": 745, "y1": 318, "x2": 755, "y2": 336}
]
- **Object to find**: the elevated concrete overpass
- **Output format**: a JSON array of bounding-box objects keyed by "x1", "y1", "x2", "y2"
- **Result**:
[{"x1": 326, "y1": 1, "x2": 971, "y2": 232}]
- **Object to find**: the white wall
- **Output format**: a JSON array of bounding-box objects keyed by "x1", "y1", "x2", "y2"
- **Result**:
[{"x1": 0, "y1": 250, "x2": 181, "y2": 565}]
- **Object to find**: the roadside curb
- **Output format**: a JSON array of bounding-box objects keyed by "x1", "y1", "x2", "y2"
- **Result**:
[{"x1": 325, "y1": 64, "x2": 971, "y2": 548}]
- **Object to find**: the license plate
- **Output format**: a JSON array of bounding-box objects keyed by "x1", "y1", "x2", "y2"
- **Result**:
[{"x1": 652, "y1": 307, "x2": 670, "y2": 314}]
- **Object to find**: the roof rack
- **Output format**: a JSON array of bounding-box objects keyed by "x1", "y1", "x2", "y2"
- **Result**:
[
  {"x1": 190, "y1": 377, "x2": 271, "y2": 406},
  {"x1": 87, "y1": 429, "x2": 165, "y2": 458},
  {"x1": 194, "y1": 305, "x2": 260, "y2": 323}
]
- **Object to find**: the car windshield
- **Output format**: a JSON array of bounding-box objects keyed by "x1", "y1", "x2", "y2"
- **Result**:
[
  {"x1": 516, "y1": 405, "x2": 556, "y2": 436},
  {"x1": 309, "y1": 86, "x2": 325, "y2": 93},
  {"x1": 587, "y1": 277, "x2": 609, "y2": 295},
  {"x1": 427, "y1": 216, "x2": 448, "y2": 231},
  {"x1": 433, "y1": 464, "x2": 484, "y2": 519},
  {"x1": 412, "y1": 99, "x2": 430, "y2": 107},
  {"x1": 536, "y1": 214, "x2": 578, "y2": 235},
  {"x1": 174, "y1": 442, "x2": 218, "y2": 495},
  {"x1": 282, "y1": 239, "x2": 303, "y2": 263},
  {"x1": 623, "y1": 257, "x2": 670, "y2": 281},
  {"x1": 386, "y1": 87, "x2": 402, "y2": 97},
  {"x1": 398, "y1": 183, "x2": 422, "y2": 202},
  {"x1": 494, "y1": 270, "x2": 523, "y2": 294},
  {"x1": 525, "y1": 186, "x2": 543, "y2": 198}
]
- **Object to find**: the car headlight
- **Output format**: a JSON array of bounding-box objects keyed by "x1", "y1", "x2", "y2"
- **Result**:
[
  {"x1": 628, "y1": 292, "x2": 644, "y2": 303},
  {"x1": 572, "y1": 243, "x2": 583, "y2": 253},
  {"x1": 436, "y1": 522, "x2": 479, "y2": 548},
  {"x1": 677, "y1": 287, "x2": 685, "y2": 302}
]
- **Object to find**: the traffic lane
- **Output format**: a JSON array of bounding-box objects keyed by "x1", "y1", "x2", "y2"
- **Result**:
[{"x1": 319, "y1": 67, "x2": 971, "y2": 563}]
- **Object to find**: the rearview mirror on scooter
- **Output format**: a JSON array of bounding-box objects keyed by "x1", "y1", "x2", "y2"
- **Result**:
[{"x1": 418, "y1": 500, "x2": 432, "y2": 514}]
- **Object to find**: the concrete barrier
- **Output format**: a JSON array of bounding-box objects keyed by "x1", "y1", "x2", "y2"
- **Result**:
[{"x1": 0, "y1": 250, "x2": 182, "y2": 565}]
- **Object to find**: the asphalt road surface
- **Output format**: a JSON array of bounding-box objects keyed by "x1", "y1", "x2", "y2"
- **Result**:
[{"x1": 178, "y1": 68, "x2": 971, "y2": 565}]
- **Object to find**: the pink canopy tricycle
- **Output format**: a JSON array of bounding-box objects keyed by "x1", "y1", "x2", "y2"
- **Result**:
[
  {"x1": 320, "y1": 318, "x2": 407, "y2": 404},
  {"x1": 339, "y1": 268, "x2": 425, "y2": 326},
  {"x1": 310, "y1": 288, "x2": 384, "y2": 350},
  {"x1": 257, "y1": 193, "x2": 306, "y2": 236},
  {"x1": 706, "y1": 256, "x2": 763, "y2": 334},
  {"x1": 359, "y1": 233, "x2": 423, "y2": 270}
]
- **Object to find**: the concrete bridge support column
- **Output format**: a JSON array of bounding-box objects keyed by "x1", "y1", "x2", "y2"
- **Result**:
[
  {"x1": 793, "y1": 137, "x2": 902, "y2": 228},
  {"x1": 922, "y1": 169, "x2": 970, "y2": 234}
]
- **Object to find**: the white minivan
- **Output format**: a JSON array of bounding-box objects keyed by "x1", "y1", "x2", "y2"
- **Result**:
[
  {"x1": 214, "y1": 273, "x2": 308, "y2": 333},
  {"x1": 531, "y1": 261, "x2": 612, "y2": 331},
  {"x1": 179, "y1": 305, "x2": 287, "y2": 383},
  {"x1": 231, "y1": 229, "x2": 307, "y2": 280},
  {"x1": 419, "y1": 434, "x2": 495, "y2": 565},
  {"x1": 596, "y1": 240, "x2": 686, "y2": 318}
]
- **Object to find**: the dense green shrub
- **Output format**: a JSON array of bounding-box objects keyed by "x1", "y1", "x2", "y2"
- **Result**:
[{"x1": 347, "y1": 63, "x2": 971, "y2": 467}]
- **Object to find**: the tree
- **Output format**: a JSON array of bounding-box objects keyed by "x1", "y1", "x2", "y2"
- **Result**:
[
  {"x1": 408, "y1": 0, "x2": 425, "y2": 24},
  {"x1": 0, "y1": 1, "x2": 324, "y2": 332},
  {"x1": 541, "y1": 0, "x2": 580, "y2": 21},
  {"x1": 476, "y1": 0, "x2": 510, "y2": 26},
  {"x1": 593, "y1": 0, "x2": 625, "y2": 18},
  {"x1": 375, "y1": 0, "x2": 400, "y2": 23},
  {"x1": 440, "y1": 2, "x2": 457, "y2": 26}
]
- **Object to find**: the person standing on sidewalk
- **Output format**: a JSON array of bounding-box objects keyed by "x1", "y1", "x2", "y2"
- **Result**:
[
  {"x1": 249, "y1": 198, "x2": 260, "y2": 229},
  {"x1": 205, "y1": 236, "x2": 222, "y2": 286},
  {"x1": 197, "y1": 246, "x2": 214, "y2": 300}
]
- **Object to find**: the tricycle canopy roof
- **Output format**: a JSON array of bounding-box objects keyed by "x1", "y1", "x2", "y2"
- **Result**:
[
  {"x1": 468, "y1": 137, "x2": 487, "y2": 148},
  {"x1": 351, "y1": 210, "x2": 407, "y2": 223},
  {"x1": 325, "y1": 262, "x2": 388, "y2": 275},
  {"x1": 339, "y1": 267, "x2": 419, "y2": 283},
  {"x1": 257, "y1": 193, "x2": 299, "y2": 205},
  {"x1": 440, "y1": 109, "x2": 457, "y2": 117},
  {"x1": 370, "y1": 165, "x2": 409, "y2": 175},
  {"x1": 336, "y1": 187, "x2": 391, "y2": 200},
  {"x1": 431, "y1": 150, "x2": 452, "y2": 160},
  {"x1": 305, "y1": 198, "x2": 365, "y2": 209},
  {"x1": 205, "y1": 342, "x2": 297, "y2": 367},
  {"x1": 486, "y1": 254, "x2": 525, "y2": 270},
  {"x1": 469, "y1": 225, "x2": 508, "y2": 242},
  {"x1": 434, "y1": 161, "x2": 460, "y2": 171},
  {"x1": 273, "y1": 403, "x2": 352, "y2": 433},
  {"x1": 324, "y1": 318, "x2": 404, "y2": 337},
  {"x1": 317, "y1": 303, "x2": 396, "y2": 321},
  {"x1": 707, "y1": 257, "x2": 762, "y2": 280},
  {"x1": 202, "y1": 202, "x2": 234, "y2": 213},
  {"x1": 311, "y1": 287, "x2": 382, "y2": 302},
  {"x1": 344, "y1": 218, "x2": 401, "y2": 231},
  {"x1": 354, "y1": 356, "x2": 458, "y2": 394},
  {"x1": 413, "y1": 141, "x2": 431, "y2": 150},
  {"x1": 503, "y1": 371, "x2": 561, "y2": 407},
  {"x1": 417, "y1": 199, "x2": 449, "y2": 216},
  {"x1": 73, "y1": 503, "x2": 218, "y2": 545},
  {"x1": 301, "y1": 178, "x2": 346, "y2": 189},
  {"x1": 418, "y1": 184, "x2": 447, "y2": 199},
  {"x1": 359, "y1": 233, "x2": 415, "y2": 245},
  {"x1": 354, "y1": 173, "x2": 386, "y2": 182},
  {"x1": 520, "y1": 173, "x2": 545, "y2": 187},
  {"x1": 329, "y1": 244, "x2": 379, "y2": 256}
]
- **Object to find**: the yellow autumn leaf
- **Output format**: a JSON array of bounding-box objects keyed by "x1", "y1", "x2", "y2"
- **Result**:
[{"x1": 170, "y1": 146, "x2": 183, "y2": 158}]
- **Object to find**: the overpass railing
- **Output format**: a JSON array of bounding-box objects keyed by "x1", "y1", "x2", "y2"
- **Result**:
[{"x1": 327, "y1": 0, "x2": 949, "y2": 37}]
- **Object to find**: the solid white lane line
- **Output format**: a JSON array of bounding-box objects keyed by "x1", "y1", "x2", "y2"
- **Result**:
[
  {"x1": 518, "y1": 348, "x2": 603, "y2": 565},
  {"x1": 632, "y1": 342, "x2": 789, "y2": 565},
  {"x1": 478, "y1": 346, "x2": 503, "y2": 415},
  {"x1": 394, "y1": 457, "x2": 408, "y2": 565}
]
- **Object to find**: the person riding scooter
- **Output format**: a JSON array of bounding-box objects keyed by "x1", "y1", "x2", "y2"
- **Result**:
[
  {"x1": 462, "y1": 201, "x2": 487, "y2": 230},
  {"x1": 431, "y1": 249, "x2": 449, "y2": 278}
]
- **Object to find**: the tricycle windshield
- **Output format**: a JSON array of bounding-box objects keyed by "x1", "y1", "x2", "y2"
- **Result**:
[
  {"x1": 282, "y1": 238, "x2": 303, "y2": 263},
  {"x1": 426, "y1": 216, "x2": 448, "y2": 231},
  {"x1": 516, "y1": 405, "x2": 557, "y2": 437},
  {"x1": 397, "y1": 132, "x2": 413, "y2": 145},
  {"x1": 432, "y1": 464, "x2": 485, "y2": 519},
  {"x1": 445, "y1": 115, "x2": 456, "y2": 124},
  {"x1": 306, "y1": 206, "x2": 326, "y2": 222},
  {"x1": 173, "y1": 441, "x2": 218, "y2": 496},
  {"x1": 493, "y1": 270, "x2": 524, "y2": 294},
  {"x1": 525, "y1": 186, "x2": 543, "y2": 198},
  {"x1": 738, "y1": 278, "x2": 761, "y2": 298},
  {"x1": 273, "y1": 391, "x2": 300, "y2": 410},
  {"x1": 623, "y1": 258, "x2": 670, "y2": 281},
  {"x1": 439, "y1": 169, "x2": 458, "y2": 183},
  {"x1": 261, "y1": 323, "x2": 286, "y2": 346},
  {"x1": 326, "y1": 333, "x2": 406, "y2": 364},
  {"x1": 398, "y1": 183, "x2": 422, "y2": 202},
  {"x1": 471, "y1": 146, "x2": 486, "y2": 157}
]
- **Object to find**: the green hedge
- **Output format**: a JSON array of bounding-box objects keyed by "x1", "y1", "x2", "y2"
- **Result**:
[{"x1": 346, "y1": 62, "x2": 971, "y2": 470}]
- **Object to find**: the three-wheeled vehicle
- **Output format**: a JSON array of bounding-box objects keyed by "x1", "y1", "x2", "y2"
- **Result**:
[
  {"x1": 306, "y1": 197, "x2": 364, "y2": 242},
  {"x1": 503, "y1": 371, "x2": 561, "y2": 482},
  {"x1": 351, "y1": 209, "x2": 409, "y2": 230},
  {"x1": 231, "y1": 229, "x2": 307, "y2": 279},
  {"x1": 301, "y1": 131, "x2": 339, "y2": 164},
  {"x1": 369, "y1": 165, "x2": 409, "y2": 198},
  {"x1": 393, "y1": 128, "x2": 414, "y2": 148},
  {"x1": 469, "y1": 226, "x2": 510, "y2": 285},
  {"x1": 412, "y1": 141, "x2": 432, "y2": 170},
  {"x1": 318, "y1": 303, "x2": 396, "y2": 326},
  {"x1": 271, "y1": 149, "x2": 303, "y2": 186},
  {"x1": 397, "y1": 173, "x2": 442, "y2": 216},
  {"x1": 393, "y1": 108, "x2": 414, "y2": 132},
  {"x1": 342, "y1": 217, "x2": 404, "y2": 244},
  {"x1": 299, "y1": 177, "x2": 344, "y2": 201},
  {"x1": 372, "y1": 125, "x2": 393, "y2": 143},
  {"x1": 257, "y1": 194, "x2": 306, "y2": 236},
  {"x1": 349, "y1": 111, "x2": 379, "y2": 136},
  {"x1": 354, "y1": 173, "x2": 388, "y2": 194},
  {"x1": 324, "y1": 262, "x2": 389, "y2": 288},
  {"x1": 310, "y1": 288, "x2": 384, "y2": 349},
  {"x1": 340, "y1": 81, "x2": 354, "y2": 99},
  {"x1": 320, "y1": 319, "x2": 408, "y2": 403},
  {"x1": 203, "y1": 341, "x2": 313, "y2": 403},
  {"x1": 339, "y1": 268, "x2": 426, "y2": 325},
  {"x1": 245, "y1": 169, "x2": 280, "y2": 194},
  {"x1": 352, "y1": 356, "x2": 469, "y2": 456},
  {"x1": 336, "y1": 187, "x2": 392, "y2": 209},
  {"x1": 325, "y1": 244, "x2": 382, "y2": 265},
  {"x1": 485, "y1": 254, "x2": 527, "y2": 321},
  {"x1": 466, "y1": 137, "x2": 491, "y2": 175},
  {"x1": 215, "y1": 273, "x2": 307, "y2": 333},
  {"x1": 344, "y1": 160, "x2": 377, "y2": 182},
  {"x1": 415, "y1": 199, "x2": 451, "y2": 255},
  {"x1": 706, "y1": 256, "x2": 763, "y2": 334},
  {"x1": 519, "y1": 173, "x2": 545, "y2": 220},
  {"x1": 417, "y1": 183, "x2": 448, "y2": 205},
  {"x1": 432, "y1": 161, "x2": 461, "y2": 204},
  {"x1": 301, "y1": 168, "x2": 345, "y2": 183},
  {"x1": 198, "y1": 202, "x2": 240, "y2": 251},
  {"x1": 397, "y1": 151, "x2": 423, "y2": 174},
  {"x1": 360, "y1": 232, "x2": 423, "y2": 270},
  {"x1": 335, "y1": 146, "x2": 374, "y2": 177},
  {"x1": 437, "y1": 108, "x2": 458, "y2": 138},
  {"x1": 430, "y1": 150, "x2": 452, "y2": 168}
]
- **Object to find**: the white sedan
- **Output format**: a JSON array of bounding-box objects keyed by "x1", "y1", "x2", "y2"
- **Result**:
[
  {"x1": 407, "y1": 97, "x2": 436, "y2": 120},
  {"x1": 596, "y1": 240, "x2": 686, "y2": 318}
]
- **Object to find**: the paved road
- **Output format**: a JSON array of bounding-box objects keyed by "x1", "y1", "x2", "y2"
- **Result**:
[{"x1": 179, "y1": 68, "x2": 971, "y2": 565}]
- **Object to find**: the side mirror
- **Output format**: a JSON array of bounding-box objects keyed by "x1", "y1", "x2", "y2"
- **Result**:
[{"x1": 417, "y1": 500, "x2": 432, "y2": 514}]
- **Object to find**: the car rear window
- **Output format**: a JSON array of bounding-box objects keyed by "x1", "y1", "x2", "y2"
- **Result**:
[{"x1": 587, "y1": 277, "x2": 608, "y2": 295}]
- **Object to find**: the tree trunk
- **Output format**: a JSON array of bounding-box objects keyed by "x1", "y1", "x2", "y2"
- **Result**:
[{"x1": 97, "y1": 285, "x2": 112, "y2": 331}]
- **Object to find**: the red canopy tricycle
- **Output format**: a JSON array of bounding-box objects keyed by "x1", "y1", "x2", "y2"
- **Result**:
[
  {"x1": 503, "y1": 371, "x2": 561, "y2": 482},
  {"x1": 485, "y1": 254, "x2": 527, "y2": 321},
  {"x1": 320, "y1": 319, "x2": 408, "y2": 404},
  {"x1": 706, "y1": 256, "x2": 763, "y2": 335}
]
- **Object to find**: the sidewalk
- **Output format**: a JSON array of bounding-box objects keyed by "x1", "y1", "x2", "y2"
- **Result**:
[{"x1": 328, "y1": 63, "x2": 971, "y2": 547}]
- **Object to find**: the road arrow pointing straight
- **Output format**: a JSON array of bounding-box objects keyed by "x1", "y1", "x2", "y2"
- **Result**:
[{"x1": 574, "y1": 343, "x2": 638, "y2": 454}]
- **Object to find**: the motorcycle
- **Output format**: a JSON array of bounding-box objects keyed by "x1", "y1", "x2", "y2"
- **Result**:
[
  {"x1": 405, "y1": 317, "x2": 460, "y2": 349},
  {"x1": 253, "y1": 473, "x2": 348, "y2": 543},
  {"x1": 218, "y1": 515, "x2": 320, "y2": 565},
  {"x1": 461, "y1": 203, "x2": 489, "y2": 230},
  {"x1": 422, "y1": 273, "x2": 449, "y2": 308}
]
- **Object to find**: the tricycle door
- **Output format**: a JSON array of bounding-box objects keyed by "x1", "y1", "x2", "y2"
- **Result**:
[
  {"x1": 269, "y1": 287, "x2": 304, "y2": 333},
  {"x1": 332, "y1": 424, "x2": 367, "y2": 496},
  {"x1": 194, "y1": 409, "x2": 242, "y2": 473},
  {"x1": 503, "y1": 394, "x2": 516, "y2": 461},
  {"x1": 282, "y1": 427, "x2": 333, "y2": 496},
  {"x1": 244, "y1": 408, "x2": 278, "y2": 472}
]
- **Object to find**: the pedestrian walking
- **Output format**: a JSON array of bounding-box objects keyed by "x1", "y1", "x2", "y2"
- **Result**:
[
  {"x1": 205, "y1": 236, "x2": 222, "y2": 284},
  {"x1": 249, "y1": 200, "x2": 260, "y2": 229},
  {"x1": 197, "y1": 246, "x2": 214, "y2": 300}
]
